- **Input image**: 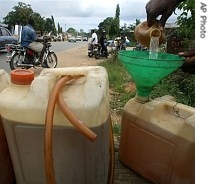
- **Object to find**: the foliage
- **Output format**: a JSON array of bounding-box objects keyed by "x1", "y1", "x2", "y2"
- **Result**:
[
  {"x1": 3, "y1": 2, "x2": 33, "y2": 28},
  {"x1": 98, "y1": 17, "x2": 114, "y2": 36},
  {"x1": 150, "y1": 70, "x2": 195, "y2": 107},
  {"x1": 176, "y1": 0, "x2": 195, "y2": 48},
  {"x1": 98, "y1": 4, "x2": 121, "y2": 39},
  {"x1": 3, "y1": 2, "x2": 57, "y2": 35}
]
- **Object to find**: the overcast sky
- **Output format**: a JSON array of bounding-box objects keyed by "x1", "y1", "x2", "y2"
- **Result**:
[{"x1": 0, "y1": 0, "x2": 180, "y2": 32}]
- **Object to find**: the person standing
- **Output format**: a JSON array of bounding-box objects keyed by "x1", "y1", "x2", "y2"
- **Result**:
[{"x1": 99, "y1": 30, "x2": 108, "y2": 57}]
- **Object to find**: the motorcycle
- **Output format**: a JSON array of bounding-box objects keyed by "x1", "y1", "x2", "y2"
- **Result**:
[
  {"x1": 87, "y1": 43, "x2": 94, "y2": 57},
  {"x1": 133, "y1": 42, "x2": 142, "y2": 51},
  {"x1": 133, "y1": 42, "x2": 148, "y2": 51},
  {"x1": 93, "y1": 43, "x2": 108, "y2": 59},
  {"x1": 88, "y1": 43, "x2": 108, "y2": 59},
  {"x1": 114, "y1": 38, "x2": 126, "y2": 51},
  {"x1": 5, "y1": 35, "x2": 58, "y2": 70}
]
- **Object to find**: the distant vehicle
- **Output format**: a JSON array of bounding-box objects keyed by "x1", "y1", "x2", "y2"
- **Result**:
[
  {"x1": 83, "y1": 36, "x2": 88, "y2": 41},
  {"x1": 51, "y1": 35, "x2": 61, "y2": 42},
  {"x1": 68, "y1": 37, "x2": 76, "y2": 42},
  {"x1": 76, "y1": 36, "x2": 81, "y2": 41},
  {"x1": 0, "y1": 26, "x2": 18, "y2": 50},
  {"x1": 106, "y1": 40, "x2": 114, "y2": 47}
]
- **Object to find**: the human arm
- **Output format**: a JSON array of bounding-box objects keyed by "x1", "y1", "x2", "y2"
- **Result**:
[
  {"x1": 179, "y1": 49, "x2": 195, "y2": 74},
  {"x1": 145, "y1": 0, "x2": 185, "y2": 30}
]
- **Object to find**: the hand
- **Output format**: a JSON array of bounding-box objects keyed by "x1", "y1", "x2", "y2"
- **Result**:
[
  {"x1": 178, "y1": 49, "x2": 195, "y2": 74},
  {"x1": 145, "y1": 0, "x2": 180, "y2": 30}
]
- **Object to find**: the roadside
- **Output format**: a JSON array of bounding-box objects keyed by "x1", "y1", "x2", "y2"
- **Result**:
[{"x1": 56, "y1": 44, "x2": 98, "y2": 67}]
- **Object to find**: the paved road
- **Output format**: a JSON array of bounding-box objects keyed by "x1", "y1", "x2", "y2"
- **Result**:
[{"x1": 0, "y1": 41, "x2": 88, "y2": 73}]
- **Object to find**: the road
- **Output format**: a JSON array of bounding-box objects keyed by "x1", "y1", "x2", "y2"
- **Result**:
[{"x1": 0, "y1": 41, "x2": 88, "y2": 73}]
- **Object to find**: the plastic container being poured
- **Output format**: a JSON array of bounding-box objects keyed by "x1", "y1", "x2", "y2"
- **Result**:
[
  {"x1": 118, "y1": 51, "x2": 184, "y2": 102},
  {"x1": 134, "y1": 20, "x2": 164, "y2": 48}
]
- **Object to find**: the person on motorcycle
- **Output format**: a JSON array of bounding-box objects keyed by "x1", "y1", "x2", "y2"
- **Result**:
[
  {"x1": 21, "y1": 17, "x2": 44, "y2": 61},
  {"x1": 145, "y1": 0, "x2": 194, "y2": 74},
  {"x1": 99, "y1": 30, "x2": 108, "y2": 58},
  {"x1": 91, "y1": 29, "x2": 98, "y2": 45},
  {"x1": 89, "y1": 29, "x2": 98, "y2": 52}
]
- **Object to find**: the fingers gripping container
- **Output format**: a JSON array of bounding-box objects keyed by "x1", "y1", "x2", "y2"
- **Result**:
[
  {"x1": 0, "y1": 69, "x2": 15, "y2": 184},
  {"x1": 119, "y1": 95, "x2": 195, "y2": 184},
  {"x1": 0, "y1": 67, "x2": 111, "y2": 184}
]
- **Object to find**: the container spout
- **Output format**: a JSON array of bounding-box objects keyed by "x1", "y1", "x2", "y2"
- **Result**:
[{"x1": 134, "y1": 21, "x2": 164, "y2": 47}]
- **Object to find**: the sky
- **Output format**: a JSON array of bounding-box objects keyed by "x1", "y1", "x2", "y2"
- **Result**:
[{"x1": 0, "y1": 0, "x2": 181, "y2": 32}]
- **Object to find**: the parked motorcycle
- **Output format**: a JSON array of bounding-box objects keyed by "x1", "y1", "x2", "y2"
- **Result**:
[
  {"x1": 133, "y1": 42, "x2": 142, "y2": 51},
  {"x1": 88, "y1": 43, "x2": 94, "y2": 57},
  {"x1": 133, "y1": 42, "x2": 148, "y2": 51},
  {"x1": 93, "y1": 44, "x2": 108, "y2": 59},
  {"x1": 5, "y1": 36, "x2": 57, "y2": 70},
  {"x1": 88, "y1": 43, "x2": 108, "y2": 59}
]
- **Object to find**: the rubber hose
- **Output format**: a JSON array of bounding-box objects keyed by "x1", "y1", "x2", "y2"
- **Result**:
[
  {"x1": 45, "y1": 75, "x2": 114, "y2": 184},
  {"x1": 45, "y1": 75, "x2": 74, "y2": 184},
  {"x1": 45, "y1": 75, "x2": 95, "y2": 184},
  {"x1": 107, "y1": 115, "x2": 115, "y2": 184},
  {"x1": 57, "y1": 93, "x2": 97, "y2": 141}
]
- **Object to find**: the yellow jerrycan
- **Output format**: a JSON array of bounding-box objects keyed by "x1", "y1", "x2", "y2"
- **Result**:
[{"x1": 0, "y1": 67, "x2": 113, "y2": 184}]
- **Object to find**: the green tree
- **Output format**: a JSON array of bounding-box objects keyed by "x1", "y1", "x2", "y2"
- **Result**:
[
  {"x1": 44, "y1": 18, "x2": 54, "y2": 33},
  {"x1": 3, "y1": 2, "x2": 33, "y2": 28},
  {"x1": 108, "y1": 4, "x2": 120, "y2": 39},
  {"x1": 67, "y1": 27, "x2": 77, "y2": 36},
  {"x1": 32, "y1": 12, "x2": 45, "y2": 33},
  {"x1": 98, "y1": 17, "x2": 114, "y2": 36},
  {"x1": 3, "y1": 2, "x2": 57, "y2": 35},
  {"x1": 115, "y1": 4, "x2": 120, "y2": 36},
  {"x1": 176, "y1": 0, "x2": 195, "y2": 48},
  {"x1": 51, "y1": 15, "x2": 57, "y2": 35}
]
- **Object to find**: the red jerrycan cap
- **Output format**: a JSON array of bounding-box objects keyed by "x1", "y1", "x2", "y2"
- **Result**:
[{"x1": 11, "y1": 69, "x2": 35, "y2": 85}]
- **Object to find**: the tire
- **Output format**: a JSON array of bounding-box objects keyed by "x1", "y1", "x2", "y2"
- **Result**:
[
  {"x1": 9, "y1": 52, "x2": 30, "y2": 70},
  {"x1": 133, "y1": 48, "x2": 136, "y2": 51},
  {"x1": 94, "y1": 51, "x2": 100, "y2": 59},
  {"x1": 45, "y1": 53, "x2": 57, "y2": 68},
  {"x1": 88, "y1": 52, "x2": 93, "y2": 57}
]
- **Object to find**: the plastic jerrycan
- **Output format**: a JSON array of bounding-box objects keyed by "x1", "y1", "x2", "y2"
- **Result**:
[
  {"x1": 134, "y1": 21, "x2": 165, "y2": 47},
  {"x1": 119, "y1": 95, "x2": 195, "y2": 184},
  {"x1": 0, "y1": 67, "x2": 112, "y2": 184},
  {"x1": 0, "y1": 69, "x2": 16, "y2": 184}
]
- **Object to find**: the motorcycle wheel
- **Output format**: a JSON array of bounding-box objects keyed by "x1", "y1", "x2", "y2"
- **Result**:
[
  {"x1": 9, "y1": 52, "x2": 31, "y2": 70},
  {"x1": 88, "y1": 52, "x2": 93, "y2": 57},
  {"x1": 45, "y1": 53, "x2": 58, "y2": 68},
  {"x1": 94, "y1": 51, "x2": 100, "y2": 59}
]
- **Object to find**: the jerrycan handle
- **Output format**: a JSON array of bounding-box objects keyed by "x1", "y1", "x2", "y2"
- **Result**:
[{"x1": 164, "y1": 100, "x2": 195, "y2": 119}]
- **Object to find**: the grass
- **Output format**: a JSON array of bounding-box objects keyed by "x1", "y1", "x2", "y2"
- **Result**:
[{"x1": 98, "y1": 55, "x2": 195, "y2": 137}]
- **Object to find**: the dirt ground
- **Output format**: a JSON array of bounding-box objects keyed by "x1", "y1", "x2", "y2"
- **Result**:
[
  {"x1": 33, "y1": 44, "x2": 99, "y2": 75},
  {"x1": 57, "y1": 44, "x2": 101, "y2": 67}
]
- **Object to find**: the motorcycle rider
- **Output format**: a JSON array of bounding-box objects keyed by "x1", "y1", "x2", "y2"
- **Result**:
[
  {"x1": 91, "y1": 29, "x2": 98, "y2": 45},
  {"x1": 99, "y1": 30, "x2": 108, "y2": 58},
  {"x1": 21, "y1": 16, "x2": 44, "y2": 62}
]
